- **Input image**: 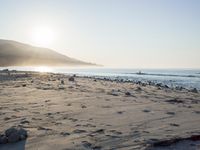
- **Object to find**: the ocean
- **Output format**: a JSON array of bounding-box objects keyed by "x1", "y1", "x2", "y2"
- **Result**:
[{"x1": 1, "y1": 67, "x2": 200, "y2": 90}]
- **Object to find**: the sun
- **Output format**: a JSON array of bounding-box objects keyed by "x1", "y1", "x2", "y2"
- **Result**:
[{"x1": 31, "y1": 26, "x2": 55, "y2": 47}]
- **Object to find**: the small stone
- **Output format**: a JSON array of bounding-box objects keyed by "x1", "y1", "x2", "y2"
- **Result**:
[
  {"x1": 60, "y1": 132, "x2": 70, "y2": 136},
  {"x1": 143, "y1": 109, "x2": 151, "y2": 113},
  {"x1": 81, "y1": 105, "x2": 87, "y2": 108},
  {"x1": 166, "y1": 112, "x2": 175, "y2": 115},
  {"x1": 125, "y1": 92, "x2": 131, "y2": 96},
  {"x1": 61, "y1": 80, "x2": 64, "y2": 84},
  {"x1": 135, "y1": 87, "x2": 142, "y2": 91},
  {"x1": 69, "y1": 76, "x2": 75, "y2": 82}
]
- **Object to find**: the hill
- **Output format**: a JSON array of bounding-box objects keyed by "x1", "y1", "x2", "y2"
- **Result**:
[{"x1": 0, "y1": 39, "x2": 96, "y2": 67}]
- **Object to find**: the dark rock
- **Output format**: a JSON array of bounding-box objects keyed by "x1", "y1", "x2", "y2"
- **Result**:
[
  {"x1": 156, "y1": 83, "x2": 162, "y2": 87},
  {"x1": 175, "y1": 86, "x2": 184, "y2": 91},
  {"x1": 143, "y1": 109, "x2": 151, "y2": 113},
  {"x1": 4, "y1": 117, "x2": 11, "y2": 121},
  {"x1": 73, "y1": 129, "x2": 86, "y2": 134},
  {"x1": 190, "y1": 135, "x2": 200, "y2": 141},
  {"x1": 153, "y1": 138, "x2": 181, "y2": 147},
  {"x1": 169, "y1": 123, "x2": 180, "y2": 127},
  {"x1": 164, "y1": 85, "x2": 169, "y2": 88},
  {"x1": 18, "y1": 128, "x2": 28, "y2": 138},
  {"x1": 135, "y1": 87, "x2": 142, "y2": 91},
  {"x1": 0, "y1": 135, "x2": 7, "y2": 144},
  {"x1": 125, "y1": 92, "x2": 131, "y2": 96},
  {"x1": 82, "y1": 141, "x2": 92, "y2": 148},
  {"x1": 190, "y1": 88, "x2": 198, "y2": 93},
  {"x1": 81, "y1": 105, "x2": 87, "y2": 108},
  {"x1": 7, "y1": 132, "x2": 20, "y2": 143},
  {"x1": 2, "y1": 69, "x2": 9, "y2": 72},
  {"x1": 69, "y1": 76, "x2": 75, "y2": 82},
  {"x1": 93, "y1": 129, "x2": 105, "y2": 134},
  {"x1": 20, "y1": 120, "x2": 30, "y2": 124},
  {"x1": 61, "y1": 80, "x2": 64, "y2": 84},
  {"x1": 166, "y1": 98, "x2": 184, "y2": 104},
  {"x1": 5, "y1": 127, "x2": 28, "y2": 143},
  {"x1": 166, "y1": 111, "x2": 175, "y2": 115},
  {"x1": 5, "y1": 127, "x2": 18, "y2": 137},
  {"x1": 60, "y1": 132, "x2": 70, "y2": 136}
]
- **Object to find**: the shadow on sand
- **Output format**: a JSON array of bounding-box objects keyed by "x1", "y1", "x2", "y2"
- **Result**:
[{"x1": 0, "y1": 140, "x2": 26, "y2": 150}]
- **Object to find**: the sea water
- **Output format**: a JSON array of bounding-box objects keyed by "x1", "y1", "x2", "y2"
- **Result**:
[{"x1": 1, "y1": 67, "x2": 200, "y2": 90}]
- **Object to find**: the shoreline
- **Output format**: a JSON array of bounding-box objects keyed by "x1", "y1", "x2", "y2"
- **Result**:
[
  {"x1": 0, "y1": 70, "x2": 200, "y2": 149},
  {"x1": 1, "y1": 69, "x2": 199, "y2": 92}
]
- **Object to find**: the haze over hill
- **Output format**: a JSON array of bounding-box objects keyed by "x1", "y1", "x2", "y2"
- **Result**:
[{"x1": 0, "y1": 39, "x2": 96, "y2": 67}]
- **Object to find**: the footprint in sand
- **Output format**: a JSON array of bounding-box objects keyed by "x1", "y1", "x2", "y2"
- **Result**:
[
  {"x1": 60, "y1": 132, "x2": 70, "y2": 136},
  {"x1": 73, "y1": 129, "x2": 87, "y2": 134},
  {"x1": 37, "y1": 126, "x2": 52, "y2": 131},
  {"x1": 82, "y1": 141, "x2": 92, "y2": 148},
  {"x1": 69, "y1": 118, "x2": 78, "y2": 122},
  {"x1": 109, "y1": 130, "x2": 122, "y2": 135},
  {"x1": 81, "y1": 104, "x2": 87, "y2": 108},
  {"x1": 82, "y1": 141, "x2": 102, "y2": 150},
  {"x1": 169, "y1": 123, "x2": 180, "y2": 127},
  {"x1": 166, "y1": 111, "x2": 176, "y2": 115},
  {"x1": 117, "y1": 111, "x2": 125, "y2": 114}
]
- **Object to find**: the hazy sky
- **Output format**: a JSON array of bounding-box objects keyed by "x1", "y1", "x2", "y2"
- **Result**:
[{"x1": 0, "y1": 0, "x2": 200, "y2": 68}]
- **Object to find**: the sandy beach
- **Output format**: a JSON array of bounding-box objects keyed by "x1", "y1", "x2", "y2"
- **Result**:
[{"x1": 0, "y1": 70, "x2": 200, "y2": 150}]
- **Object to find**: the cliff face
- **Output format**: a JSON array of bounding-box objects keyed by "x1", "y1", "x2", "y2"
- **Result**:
[{"x1": 0, "y1": 39, "x2": 95, "y2": 67}]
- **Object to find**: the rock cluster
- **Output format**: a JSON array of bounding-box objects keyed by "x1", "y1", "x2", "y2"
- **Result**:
[{"x1": 0, "y1": 127, "x2": 28, "y2": 144}]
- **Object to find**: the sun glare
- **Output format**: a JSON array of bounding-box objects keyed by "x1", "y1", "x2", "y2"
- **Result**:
[
  {"x1": 34, "y1": 66, "x2": 52, "y2": 73},
  {"x1": 31, "y1": 26, "x2": 55, "y2": 47}
]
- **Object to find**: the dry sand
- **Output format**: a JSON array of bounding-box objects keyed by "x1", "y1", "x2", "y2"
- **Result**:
[{"x1": 0, "y1": 71, "x2": 200, "y2": 150}]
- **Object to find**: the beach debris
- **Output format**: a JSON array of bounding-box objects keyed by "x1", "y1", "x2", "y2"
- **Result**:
[
  {"x1": 190, "y1": 88, "x2": 198, "y2": 93},
  {"x1": 0, "y1": 127, "x2": 28, "y2": 144},
  {"x1": 69, "y1": 76, "x2": 75, "y2": 82}
]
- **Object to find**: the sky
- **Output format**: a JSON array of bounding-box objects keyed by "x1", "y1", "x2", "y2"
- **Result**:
[{"x1": 0, "y1": 0, "x2": 200, "y2": 68}]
